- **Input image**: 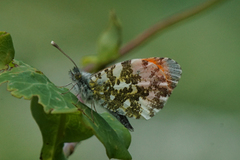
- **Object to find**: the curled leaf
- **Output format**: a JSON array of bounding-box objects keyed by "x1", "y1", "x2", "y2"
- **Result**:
[
  {"x1": 82, "y1": 11, "x2": 122, "y2": 72},
  {"x1": 0, "y1": 31, "x2": 15, "y2": 69}
]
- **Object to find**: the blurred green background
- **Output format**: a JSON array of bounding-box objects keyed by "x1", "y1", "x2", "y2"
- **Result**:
[{"x1": 1, "y1": 0, "x2": 240, "y2": 159}]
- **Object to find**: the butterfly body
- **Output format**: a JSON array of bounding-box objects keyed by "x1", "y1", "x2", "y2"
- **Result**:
[
  {"x1": 70, "y1": 67, "x2": 94, "y2": 103},
  {"x1": 70, "y1": 57, "x2": 182, "y2": 130}
]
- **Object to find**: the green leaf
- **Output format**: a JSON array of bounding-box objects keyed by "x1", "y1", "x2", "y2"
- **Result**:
[
  {"x1": 0, "y1": 31, "x2": 15, "y2": 69},
  {"x1": 0, "y1": 59, "x2": 132, "y2": 159},
  {"x1": 31, "y1": 96, "x2": 132, "y2": 160},
  {"x1": 101, "y1": 112, "x2": 131, "y2": 149},
  {"x1": 82, "y1": 11, "x2": 122, "y2": 72},
  {"x1": 0, "y1": 60, "x2": 78, "y2": 114},
  {"x1": 31, "y1": 96, "x2": 93, "y2": 160},
  {"x1": 80, "y1": 109, "x2": 132, "y2": 160}
]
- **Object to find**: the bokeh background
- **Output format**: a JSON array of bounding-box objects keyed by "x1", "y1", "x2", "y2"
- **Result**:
[{"x1": 1, "y1": 0, "x2": 240, "y2": 159}]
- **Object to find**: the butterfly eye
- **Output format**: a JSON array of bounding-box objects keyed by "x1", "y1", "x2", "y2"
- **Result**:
[{"x1": 75, "y1": 74, "x2": 82, "y2": 80}]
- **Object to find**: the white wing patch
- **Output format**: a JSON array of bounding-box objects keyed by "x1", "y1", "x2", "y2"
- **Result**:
[{"x1": 89, "y1": 57, "x2": 182, "y2": 119}]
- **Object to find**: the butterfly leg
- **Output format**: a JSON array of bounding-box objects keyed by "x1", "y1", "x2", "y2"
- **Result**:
[
  {"x1": 60, "y1": 83, "x2": 78, "y2": 95},
  {"x1": 90, "y1": 101, "x2": 97, "y2": 123},
  {"x1": 57, "y1": 82, "x2": 73, "y2": 88},
  {"x1": 72, "y1": 103, "x2": 95, "y2": 124}
]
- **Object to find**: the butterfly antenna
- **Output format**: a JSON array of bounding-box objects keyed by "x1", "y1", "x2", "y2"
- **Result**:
[{"x1": 51, "y1": 41, "x2": 79, "y2": 69}]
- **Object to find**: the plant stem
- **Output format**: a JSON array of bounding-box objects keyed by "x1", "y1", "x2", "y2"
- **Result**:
[
  {"x1": 119, "y1": 0, "x2": 226, "y2": 56},
  {"x1": 83, "y1": 0, "x2": 226, "y2": 73}
]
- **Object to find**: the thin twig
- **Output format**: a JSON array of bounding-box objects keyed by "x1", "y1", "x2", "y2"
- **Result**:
[
  {"x1": 83, "y1": 0, "x2": 226, "y2": 73},
  {"x1": 119, "y1": 0, "x2": 226, "y2": 55}
]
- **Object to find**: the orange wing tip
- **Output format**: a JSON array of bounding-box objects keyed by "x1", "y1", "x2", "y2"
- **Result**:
[{"x1": 143, "y1": 57, "x2": 182, "y2": 89}]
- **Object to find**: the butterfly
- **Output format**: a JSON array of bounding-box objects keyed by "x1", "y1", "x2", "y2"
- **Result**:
[{"x1": 51, "y1": 42, "x2": 182, "y2": 131}]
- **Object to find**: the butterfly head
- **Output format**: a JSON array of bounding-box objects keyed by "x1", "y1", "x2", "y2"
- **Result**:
[{"x1": 70, "y1": 67, "x2": 82, "y2": 82}]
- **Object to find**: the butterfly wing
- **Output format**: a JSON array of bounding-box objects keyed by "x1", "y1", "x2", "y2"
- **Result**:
[{"x1": 89, "y1": 57, "x2": 182, "y2": 120}]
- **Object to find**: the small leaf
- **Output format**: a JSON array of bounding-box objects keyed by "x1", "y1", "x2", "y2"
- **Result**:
[
  {"x1": 81, "y1": 55, "x2": 98, "y2": 67},
  {"x1": 97, "y1": 10, "x2": 122, "y2": 60},
  {"x1": 0, "y1": 31, "x2": 15, "y2": 69},
  {"x1": 82, "y1": 11, "x2": 122, "y2": 72}
]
